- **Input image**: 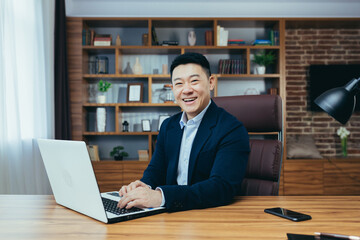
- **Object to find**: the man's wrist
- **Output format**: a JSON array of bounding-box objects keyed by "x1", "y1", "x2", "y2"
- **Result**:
[{"x1": 155, "y1": 187, "x2": 166, "y2": 207}]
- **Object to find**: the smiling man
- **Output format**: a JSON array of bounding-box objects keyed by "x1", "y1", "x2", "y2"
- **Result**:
[{"x1": 118, "y1": 52, "x2": 250, "y2": 212}]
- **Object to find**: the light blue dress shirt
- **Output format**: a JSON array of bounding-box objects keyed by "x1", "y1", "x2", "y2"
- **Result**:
[
  {"x1": 157, "y1": 100, "x2": 212, "y2": 206},
  {"x1": 177, "y1": 100, "x2": 211, "y2": 185}
]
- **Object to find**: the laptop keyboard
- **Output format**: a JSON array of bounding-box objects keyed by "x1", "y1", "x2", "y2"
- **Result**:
[{"x1": 102, "y1": 197, "x2": 143, "y2": 215}]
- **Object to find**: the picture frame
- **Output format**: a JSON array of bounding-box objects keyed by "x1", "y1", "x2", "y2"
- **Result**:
[
  {"x1": 141, "y1": 119, "x2": 151, "y2": 132},
  {"x1": 127, "y1": 83, "x2": 143, "y2": 103},
  {"x1": 158, "y1": 115, "x2": 170, "y2": 131}
]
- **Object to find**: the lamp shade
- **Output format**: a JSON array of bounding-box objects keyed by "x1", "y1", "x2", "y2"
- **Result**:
[{"x1": 314, "y1": 77, "x2": 359, "y2": 125}]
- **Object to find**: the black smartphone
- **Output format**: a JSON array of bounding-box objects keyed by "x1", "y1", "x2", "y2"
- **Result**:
[{"x1": 264, "y1": 207, "x2": 312, "y2": 222}]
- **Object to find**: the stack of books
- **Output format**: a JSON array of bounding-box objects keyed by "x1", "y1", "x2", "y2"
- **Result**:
[
  {"x1": 217, "y1": 25, "x2": 229, "y2": 46},
  {"x1": 228, "y1": 39, "x2": 246, "y2": 46},
  {"x1": 218, "y1": 58, "x2": 247, "y2": 74},
  {"x1": 269, "y1": 30, "x2": 280, "y2": 46},
  {"x1": 252, "y1": 39, "x2": 272, "y2": 46},
  {"x1": 82, "y1": 29, "x2": 95, "y2": 45},
  {"x1": 94, "y1": 34, "x2": 112, "y2": 46}
]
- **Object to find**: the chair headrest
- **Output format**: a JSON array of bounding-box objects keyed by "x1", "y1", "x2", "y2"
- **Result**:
[{"x1": 212, "y1": 95, "x2": 282, "y2": 132}]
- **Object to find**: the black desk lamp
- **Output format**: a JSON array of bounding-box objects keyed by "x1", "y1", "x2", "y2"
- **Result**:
[{"x1": 314, "y1": 77, "x2": 360, "y2": 124}]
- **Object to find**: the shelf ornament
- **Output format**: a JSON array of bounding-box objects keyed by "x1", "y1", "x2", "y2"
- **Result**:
[
  {"x1": 96, "y1": 80, "x2": 112, "y2": 132},
  {"x1": 337, "y1": 126, "x2": 350, "y2": 157},
  {"x1": 252, "y1": 51, "x2": 276, "y2": 74}
]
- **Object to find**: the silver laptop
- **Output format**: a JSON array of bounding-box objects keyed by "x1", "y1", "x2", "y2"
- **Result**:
[{"x1": 37, "y1": 139, "x2": 165, "y2": 224}]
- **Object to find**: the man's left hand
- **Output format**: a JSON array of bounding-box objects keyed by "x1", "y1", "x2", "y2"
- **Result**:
[{"x1": 117, "y1": 187, "x2": 162, "y2": 209}]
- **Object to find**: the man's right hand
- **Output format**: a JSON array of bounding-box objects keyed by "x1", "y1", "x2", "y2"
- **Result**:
[{"x1": 118, "y1": 180, "x2": 149, "y2": 197}]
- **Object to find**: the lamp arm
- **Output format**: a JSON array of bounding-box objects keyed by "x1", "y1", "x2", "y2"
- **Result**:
[{"x1": 345, "y1": 77, "x2": 360, "y2": 94}]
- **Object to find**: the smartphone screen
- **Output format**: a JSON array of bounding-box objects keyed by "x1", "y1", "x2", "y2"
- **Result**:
[{"x1": 264, "y1": 207, "x2": 312, "y2": 222}]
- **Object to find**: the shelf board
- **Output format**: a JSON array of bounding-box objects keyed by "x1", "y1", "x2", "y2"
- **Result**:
[
  {"x1": 83, "y1": 131, "x2": 277, "y2": 136},
  {"x1": 82, "y1": 45, "x2": 280, "y2": 51},
  {"x1": 83, "y1": 74, "x2": 170, "y2": 78},
  {"x1": 83, "y1": 102, "x2": 179, "y2": 107},
  {"x1": 83, "y1": 131, "x2": 159, "y2": 136},
  {"x1": 82, "y1": 74, "x2": 280, "y2": 79},
  {"x1": 248, "y1": 132, "x2": 279, "y2": 135},
  {"x1": 216, "y1": 74, "x2": 280, "y2": 78}
]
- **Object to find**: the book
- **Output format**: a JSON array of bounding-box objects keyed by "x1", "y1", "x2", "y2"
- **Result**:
[
  {"x1": 268, "y1": 88, "x2": 278, "y2": 95},
  {"x1": 217, "y1": 26, "x2": 229, "y2": 46},
  {"x1": 151, "y1": 26, "x2": 159, "y2": 45},
  {"x1": 87, "y1": 145, "x2": 100, "y2": 161},
  {"x1": 228, "y1": 39, "x2": 246, "y2": 46},
  {"x1": 218, "y1": 57, "x2": 246, "y2": 74},
  {"x1": 90, "y1": 30, "x2": 95, "y2": 45},
  {"x1": 138, "y1": 150, "x2": 149, "y2": 161},
  {"x1": 94, "y1": 41, "x2": 111, "y2": 46},
  {"x1": 205, "y1": 30, "x2": 214, "y2": 46},
  {"x1": 162, "y1": 40, "x2": 179, "y2": 46},
  {"x1": 252, "y1": 39, "x2": 272, "y2": 45}
]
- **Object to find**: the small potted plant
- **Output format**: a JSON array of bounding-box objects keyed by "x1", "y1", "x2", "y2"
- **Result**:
[
  {"x1": 110, "y1": 146, "x2": 129, "y2": 161},
  {"x1": 252, "y1": 51, "x2": 276, "y2": 74},
  {"x1": 97, "y1": 79, "x2": 112, "y2": 103}
]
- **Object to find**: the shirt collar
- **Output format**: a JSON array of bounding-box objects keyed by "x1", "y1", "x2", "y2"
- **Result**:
[{"x1": 179, "y1": 100, "x2": 212, "y2": 129}]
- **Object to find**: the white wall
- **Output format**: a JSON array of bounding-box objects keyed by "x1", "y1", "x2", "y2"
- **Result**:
[{"x1": 65, "y1": 0, "x2": 360, "y2": 18}]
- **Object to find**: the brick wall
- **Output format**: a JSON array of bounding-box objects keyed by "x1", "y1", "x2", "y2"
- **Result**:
[{"x1": 285, "y1": 27, "x2": 360, "y2": 158}]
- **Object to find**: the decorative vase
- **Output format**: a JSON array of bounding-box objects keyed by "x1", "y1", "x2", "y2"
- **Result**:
[
  {"x1": 96, "y1": 95, "x2": 106, "y2": 132},
  {"x1": 123, "y1": 62, "x2": 133, "y2": 74},
  {"x1": 188, "y1": 30, "x2": 196, "y2": 46},
  {"x1": 256, "y1": 66, "x2": 266, "y2": 74},
  {"x1": 97, "y1": 95, "x2": 106, "y2": 104},
  {"x1": 116, "y1": 34, "x2": 121, "y2": 46},
  {"x1": 96, "y1": 108, "x2": 106, "y2": 132},
  {"x1": 133, "y1": 57, "x2": 143, "y2": 75},
  {"x1": 341, "y1": 138, "x2": 347, "y2": 157}
]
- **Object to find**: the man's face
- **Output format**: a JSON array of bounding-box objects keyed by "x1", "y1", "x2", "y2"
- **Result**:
[{"x1": 171, "y1": 63, "x2": 215, "y2": 120}]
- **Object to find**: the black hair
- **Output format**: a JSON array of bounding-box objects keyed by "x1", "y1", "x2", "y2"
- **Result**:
[{"x1": 170, "y1": 52, "x2": 211, "y2": 79}]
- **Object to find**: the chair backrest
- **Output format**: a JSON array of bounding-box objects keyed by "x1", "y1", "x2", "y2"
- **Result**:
[{"x1": 213, "y1": 95, "x2": 283, "y2": 196}]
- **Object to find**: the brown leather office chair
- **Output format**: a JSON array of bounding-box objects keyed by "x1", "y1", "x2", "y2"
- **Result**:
[{"x1": 213, "y1": 95, "x2": 283, "y2": 196}]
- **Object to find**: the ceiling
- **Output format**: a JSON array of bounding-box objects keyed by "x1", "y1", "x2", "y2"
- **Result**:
[{"x1": 65, "y1": 0, "x2": 360, "y2": 18}]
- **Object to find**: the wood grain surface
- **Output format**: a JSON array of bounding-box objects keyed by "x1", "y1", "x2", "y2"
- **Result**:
[{"x1": 1, "y1": 195, "x2": 359, "y2": 240}]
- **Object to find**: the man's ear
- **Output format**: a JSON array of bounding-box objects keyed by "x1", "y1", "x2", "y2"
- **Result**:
[{"x1": 209, "y1": 75, "x2": 215, "y2": 91}]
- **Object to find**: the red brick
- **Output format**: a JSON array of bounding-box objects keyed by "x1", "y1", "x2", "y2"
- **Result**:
[
  {"x1": 298, "y1": 40, "x2": 317, "y2": 45},
  {"x1": 318, "y1": 40, "x2": 338, "y2": 45},
  {"x1": 314, "y1": 56, "x2": 334, "y2": 60},
  {"x1": 297, "y1": 30, "x2": 317, "y2": 35},
  {"x1": 286, "y1": 76, "x2": 305, "y2": 81},
  {"x1": 339, "y1": 40, "x2": 358, "y2": 45},
  {"x1": 285, "y1": 45, "x2": 302, "y2": 50},
  {"x1": 318, "y1": 30, "x2": 337, "y2": 34},
  {"x1": 339, "y1": 30, "x2": 360, "y2": 35}
]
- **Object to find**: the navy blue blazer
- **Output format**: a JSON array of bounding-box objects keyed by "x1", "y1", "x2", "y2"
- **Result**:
[{"x1": 141, "y1": 100, "x2": 250, "y2": 211}]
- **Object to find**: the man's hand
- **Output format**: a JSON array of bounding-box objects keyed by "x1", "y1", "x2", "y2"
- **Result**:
[
  {"x1": 117, "y1": 186, "x2": 162, "y2": 209},
  {"x1": 118, "y1": 180, "x2": 149, "y2": 197}
]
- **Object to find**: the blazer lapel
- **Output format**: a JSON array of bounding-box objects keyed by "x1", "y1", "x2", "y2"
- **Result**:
[
  {"x1": 187, "y1": 102, "x2": 218, "y2": 184},
  {"x1": 166, "y1": 117, "x2": 184, "y2": 185}
]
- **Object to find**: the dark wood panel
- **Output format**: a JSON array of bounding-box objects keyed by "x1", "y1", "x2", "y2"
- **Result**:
[
  {"x1": 92, "y1": 161, "x2": 123, "y2": 192},
  {"x1": 122, "y1": 161, "x2": 149, "y2": 185},
  {"x1": 66, "y1": 18, "x2": 83, "y2": 140},
  {"x1": 283, "y1": 159, "x2": 324, "y2": 195},
  {"x1": 92, "y1": 161, "x2": 149, "y2": 192},
  {"x1": 324, "y1": 159, "x2": 360, "y2": 195}
]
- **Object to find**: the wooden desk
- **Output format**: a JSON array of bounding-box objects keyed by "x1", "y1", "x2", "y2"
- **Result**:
[{"x1": 1, "y1": 195, "x2": 359, "y2": 240}]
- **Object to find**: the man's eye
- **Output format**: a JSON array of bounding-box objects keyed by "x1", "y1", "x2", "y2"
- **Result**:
[
  {"x1": 175, "y1": 82, "x2": 182, "y2": 86},
  {"x1": 191, "y1": 79, "x2": 199, "y2": 83}
]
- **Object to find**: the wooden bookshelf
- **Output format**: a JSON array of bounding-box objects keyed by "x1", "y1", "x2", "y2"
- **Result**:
[{"x1": 67, "y1": 17, "x2": 285, "y2": 189}]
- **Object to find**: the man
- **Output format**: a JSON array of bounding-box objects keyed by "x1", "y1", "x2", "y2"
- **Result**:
[{"x1": 118, "y1": 52, "x2": 249, "y2": 212}]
